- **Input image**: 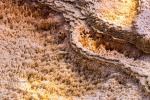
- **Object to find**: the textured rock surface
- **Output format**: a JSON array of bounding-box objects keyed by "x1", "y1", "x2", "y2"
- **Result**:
[
  {"x1": 0, "y1": 0, "x2": 150, "y2": 99},
  {"x1": 35, "y1": 0, "x2": 150, "y2": 94},
  {"x1": 133, "y1": 0, "x2": 150, "y2": 53}
]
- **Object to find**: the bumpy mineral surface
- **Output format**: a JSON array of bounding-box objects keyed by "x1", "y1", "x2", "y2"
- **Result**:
[
  {"x1": 0, "y1": 0, "x2": 150, "y2": 99},
  {"x1": 83, "y1": 0, "x2": 150, "y2": 54},
  {"x1": 94, "y1": 0, "x2": 138, "y2": 29}
]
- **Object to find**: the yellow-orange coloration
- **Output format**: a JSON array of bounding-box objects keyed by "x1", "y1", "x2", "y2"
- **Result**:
[{"x1": 98, "y1": 0, "x2": 138, "y2": 29}]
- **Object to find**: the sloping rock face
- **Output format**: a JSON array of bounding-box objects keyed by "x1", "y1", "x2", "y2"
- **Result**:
[
  {"x1": 14, "y1": 0, "x2": 150, "y2": 54},
  {"x1": 9, "y1": 0, "x2": 150, "y2": 97},
  {"x1": 80, "y1": 0, "x2": 150, "y2": 54}
]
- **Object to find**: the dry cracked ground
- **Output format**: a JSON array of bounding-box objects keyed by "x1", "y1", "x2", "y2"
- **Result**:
[{"x1": 0, "y1": 1, "x2": 149, "y2": 100}]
